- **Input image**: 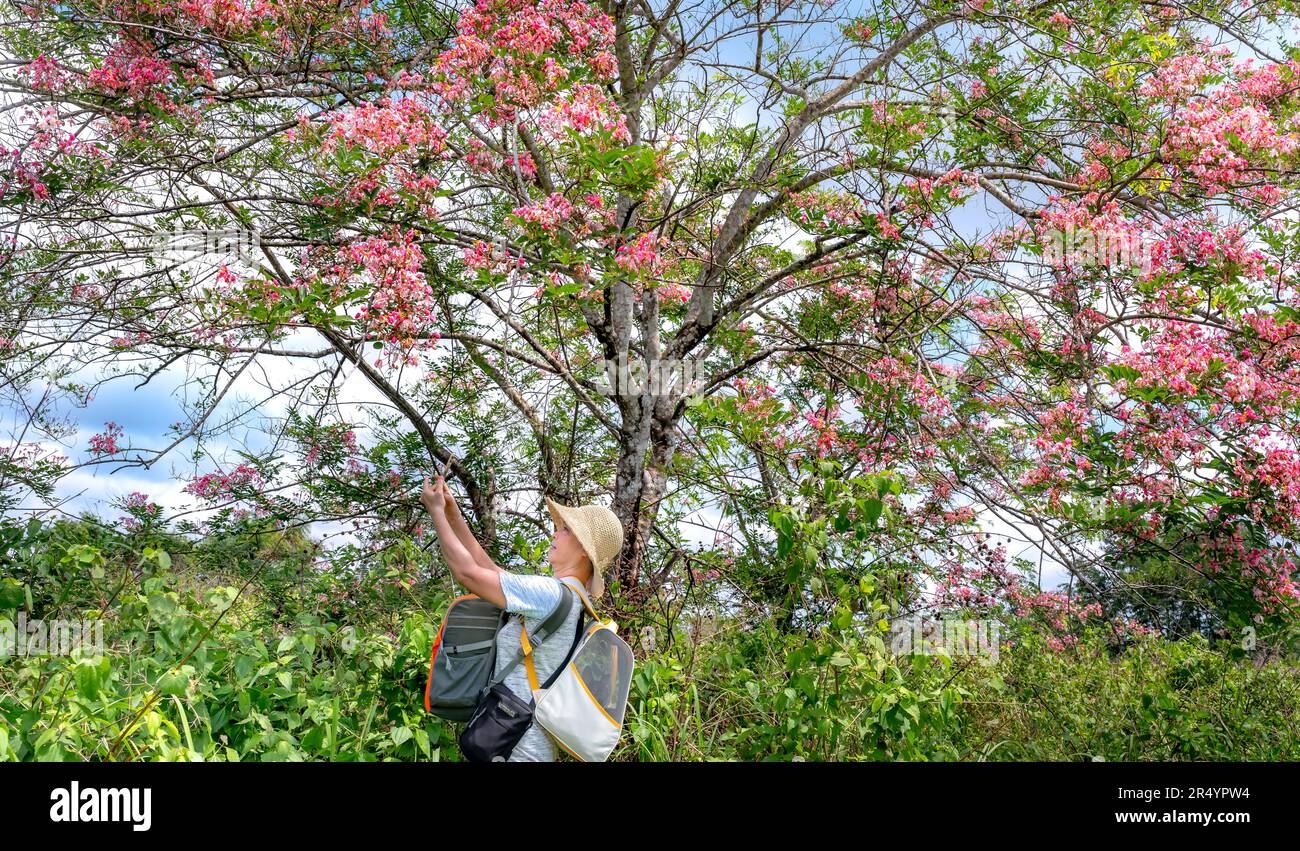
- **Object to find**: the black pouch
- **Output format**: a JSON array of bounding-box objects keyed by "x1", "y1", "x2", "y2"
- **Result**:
[{"x1": 459, "y1": 681, "x2": 536, "y2": 762}]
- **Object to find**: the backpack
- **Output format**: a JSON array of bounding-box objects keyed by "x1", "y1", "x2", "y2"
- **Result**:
[
  {"x1": 532, "y1": 581, "x2": 635, "y2": 762},
  {"x1": 424, "y1": 582, "x2": 578, "y2": 722}
]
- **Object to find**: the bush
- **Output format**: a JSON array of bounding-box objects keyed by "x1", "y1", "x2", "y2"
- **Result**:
[
  {"x1": 947, "y1": 628, "x2": 1300, "y2": 760},
  {"x1": 4, "y1": 516, "x2": 1298, "y2": 761}
]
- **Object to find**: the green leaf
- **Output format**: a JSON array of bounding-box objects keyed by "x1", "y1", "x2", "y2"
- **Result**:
[
  {"x1": 158, "y1": 668, "x2": 191, "y2": 697},
  {"x1": 75, "y1": 657, "x2": 108, "y2": 699},
  {"x1": 147, "y1": 593, "x2": 177, "y2": 618},
  {"x1": 0, "y1": 578, "x2": 25, "y2": 609}
]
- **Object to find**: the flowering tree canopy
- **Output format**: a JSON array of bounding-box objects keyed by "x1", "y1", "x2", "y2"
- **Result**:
[{"x1": 5, "y1": 0, "x2": 1300, "y2": 646}]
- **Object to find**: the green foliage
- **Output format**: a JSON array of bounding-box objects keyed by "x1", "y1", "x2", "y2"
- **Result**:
[
  {"x1": 626, "y1": 623, "x2": 956, "y2": 761},
  {"x1": 0, "y1": 517, "x2": 452, "y2": 762},
  {"x1": 2, "y1": 516, "x2": 1296, "y2": 761},
  {"x1": 950, "y1": 629, "x2": 1300, "y2": 760}
]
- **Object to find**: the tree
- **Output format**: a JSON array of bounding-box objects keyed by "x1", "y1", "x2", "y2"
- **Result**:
[{"x1": 4, "y1": 0, "x2": 1300, "y2": 638}]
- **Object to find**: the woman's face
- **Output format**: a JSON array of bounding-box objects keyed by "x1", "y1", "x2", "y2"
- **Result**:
[{"x1": 547, "y1": 525, "x2": 587, "y2": 572}]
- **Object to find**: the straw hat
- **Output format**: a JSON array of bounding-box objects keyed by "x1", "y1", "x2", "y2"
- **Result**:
[{"x1": 544, "y1": 495, "x2": 624, "y2": 600}]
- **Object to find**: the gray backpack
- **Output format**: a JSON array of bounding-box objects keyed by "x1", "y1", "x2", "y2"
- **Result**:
[{"x1": 424, "y1": 582, "x2": 579, "y2": 721}]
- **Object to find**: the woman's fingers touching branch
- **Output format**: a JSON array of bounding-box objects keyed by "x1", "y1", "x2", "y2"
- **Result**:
[{"x1": 421, "y1": 475, "x2": 446, "y2": 515}]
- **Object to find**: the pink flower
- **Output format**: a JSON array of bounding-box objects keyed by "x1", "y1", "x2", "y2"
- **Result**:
[
  {"x1": 89, "y1": 422, "x2": 124, "y2": 455},
  {"x1": 183, "y1": 463, "x2": 263, "y2": 501}
]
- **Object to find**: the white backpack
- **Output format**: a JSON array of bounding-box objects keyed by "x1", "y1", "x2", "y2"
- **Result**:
[{"x1": 531, "y1": 580, "x2": 634, "y2": 762}]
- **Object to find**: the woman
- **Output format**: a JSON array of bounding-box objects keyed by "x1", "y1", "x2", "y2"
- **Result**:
[{"x1": 420, "y1": 471, "x2": 624, "y2": 761}]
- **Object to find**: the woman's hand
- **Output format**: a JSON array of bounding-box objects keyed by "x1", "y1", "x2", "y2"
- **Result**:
[
  {"x1": 421, "y1": 475, "x2": 447, "y2": 516},
  {"x1": 440, "y1": 476, "x2": 463, "y2": 519}
]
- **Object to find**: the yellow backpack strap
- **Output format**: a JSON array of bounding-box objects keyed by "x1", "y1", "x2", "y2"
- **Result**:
[
  {"x1": 562, "y1": 577, "x2": 610, "y2": 625},
  {"x1": 521, "y1": 581, "x2": 612, "y2": 691},
  {"x1": 519, "y1": 626, "x2": 541, "y2": 691}
]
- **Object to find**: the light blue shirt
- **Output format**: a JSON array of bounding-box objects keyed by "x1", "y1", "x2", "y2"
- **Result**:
[{"x1": 494, "y1": 573, "x2": 586, "y2": 761}]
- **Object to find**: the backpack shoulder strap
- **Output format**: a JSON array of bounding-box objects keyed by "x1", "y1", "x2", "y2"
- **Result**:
[
  {"x1": 538, "y1": 602, "x2": 588, "y2": 691},
  {"x1": 561, "y1": 576, "x2": 606, "y2": 623},
  {"x1": 524, "y1": 579, "x2": 604, "y2": 692},
  {"x1": 487, "y1": 578, "x2": 575, "y2": 690}
]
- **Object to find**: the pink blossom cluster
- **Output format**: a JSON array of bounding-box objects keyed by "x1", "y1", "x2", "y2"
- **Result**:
[
  {"x1": 875, "y1": 211, "x2": 902, "y2": 240},
  {"x1": 864, "y1": 356, "x2": 953, "y2": 420},
  {"x1": 688, "y1": 567, "x2": 722, "y2": 583},
  {"x1": 1010, "y1": 589, "x2": 1103, "y2": 632},
  {"x1": 1145, "y1": 216, "x2": 1267, "y2": 281},
  {"x1": 118, "y1": 491, "x2": 161, "y2": 532},
  {"x1": 536, "y1": 83, "x2": 631, "y2": 143},
  {"x1": 1075, "y1": 138, "x2": 1132, "y2": 187},
  {"x1": 614, "y1": 233, "x2": 669, "y2": 276},
  {"x1": 1161, "y1": 58, "x2": 1300, "y2": 196},
  {"x1": 1242, "y1": 547, "x2": 1300, "y2": 613},
  {"x1": 1, "y1": 105, "x2": 108, "y2": 202},
  {"x1": 802, "y1": 403, "x2": 842, "y2": 458},
  {"x1": 1232, "y1": 56, "x2": 1300, "y2": 100},
  {"x1": 787, "y1": 189, "x2": 863, "y2": 231},
  {"x1": 1137, "y1": 48, "x2": 1232, "y2": 102},
  {"x1": 942, "y1": 506, "x2": 977, "y2": 523},
  {"x1": 846, "y1": 20, "x2": 874, "y2": 41},
  {"x1": 183, "y1": 463, "x2": 263, "y2": 501},
  {"x1": 340, "y1": 229, "x2": 439, "y2": 366},
  {"x1": 461, "y1": 137, "x2": 502, "y2": 174},
  {"x1": 323, "y1": 97, "x2": 450, "y2": 160},
  {"x1": 1, "y1": 442, "x2": 68, "y2": 473},
  {"x1": 1033, "y1": 193, "x2": 1152, "y2": 273},
  {"x1": 730, "y1": 377, "x2": 783, "y2": 439},
  {"x1": 1193, "y1": 527, "x2": 1300, "y2": 615},
  {"x1": 1118, "y1": 324, "x2": 1217, "y2": 398},
  {"x1": 302, "y1": 425, "x2": 360, "y2": 466},
  {"x1": 512, "y1": 192, "x2": 576, "y2": 231},
  {"x1": 902, "y1": 167, "x2": 980, "y2": 204},
  {"x1": 428, "y1": 0, "x2": 618, "y2": 123},
  {"x1": 88, "y1": 422, "x2": 124, "y2": 455},
  {"x1": 87, "y1": 39, "x2": 178, "y2": 112},
  {"x1": 935, "y1": 547, "x2": 1116, "y2": 654},
  {"x1": 313, "y1": 97, "x2": 451, "y2": 214},
  {"x1": 17, "y1": 54, "x2": 72, "y2": 92},
  {"x1": 1112, "y1": 321, "x2": 1286, "y2": 420},
  {"x1": 1232, "y1": 439, "x2": 1300, "y2": 527},
  {"x1": 651, "y1": 282, "x2": 692, "y2": 305},
  {"x1": 110, "y1": 332, "x2": 153, "y2": 349},
  {"x1": 931, "y1": 540, "x2": 1019, "y2": 610},
  {"x1": 963, "y1": 294, "x2": 1044, "y2": 347},
  {"x1": 173, "y1": 0, "x2": 278, "y2": 37},
  {"x1": 462, "y1": 239, "x2": 525, "y2": 275}
]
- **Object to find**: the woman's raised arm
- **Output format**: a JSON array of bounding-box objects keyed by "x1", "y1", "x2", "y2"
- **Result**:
[
  {"x1": 441, "y1": 478, "x2": 504, "y2": 575},
  {"x1": 423, "y1": 475, "x2": 505, "y2": 607}
]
